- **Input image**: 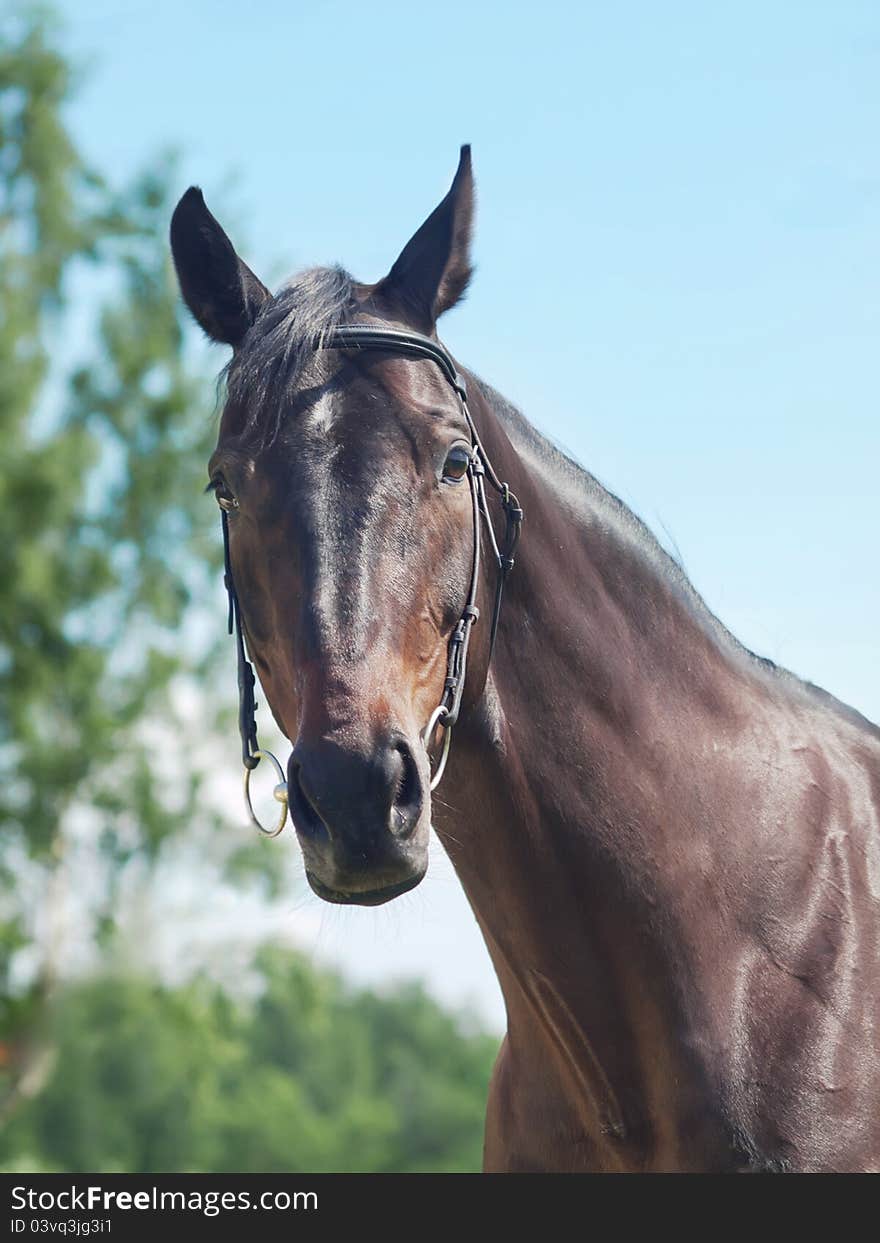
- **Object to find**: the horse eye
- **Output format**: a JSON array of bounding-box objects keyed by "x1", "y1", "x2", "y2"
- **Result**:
[
  {"x1": 442, "y1": 444, "x2": 471, "y2": 483},
  {"x1": 212, "y1": 479, "x2": 238, "y2": 512}
]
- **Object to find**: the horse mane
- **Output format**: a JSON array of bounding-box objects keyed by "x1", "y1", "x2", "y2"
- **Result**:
[
  {"x1": 475, "y1": 376, "x2": 723, "y2": 613},
  {"x1": 475, "y1": 377, "x2": 880, "y2": 738}
]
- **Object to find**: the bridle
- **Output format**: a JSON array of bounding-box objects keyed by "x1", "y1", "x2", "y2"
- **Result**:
[
  {"x1": 221, "y1": 325, "x2": 523, "y2": 836},
  {"x1": 226, "y1": 326, "x2": 523, "y2": 834}
]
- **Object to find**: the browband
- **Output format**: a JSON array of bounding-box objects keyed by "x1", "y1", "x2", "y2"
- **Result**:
[{"x1": 320, "y1": 324, "x2": 468, "y2": 399}]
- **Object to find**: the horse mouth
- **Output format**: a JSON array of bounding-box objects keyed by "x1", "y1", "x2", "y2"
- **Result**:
[{"x1": 305, "y1": 868, "x2": 427, "y2": 906}]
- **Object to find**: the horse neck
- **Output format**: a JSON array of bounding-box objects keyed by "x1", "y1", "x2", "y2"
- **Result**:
[
  {"x1": 457, "y1": 375, "x2": 748, "y2": 805},
  {"x1": 435, "y1": 379, "x2": 754, "y2": 1149}
]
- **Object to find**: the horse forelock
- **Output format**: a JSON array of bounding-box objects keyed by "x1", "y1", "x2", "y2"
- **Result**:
[{"x1": 222, "y1": 266, "x2": 355, "y2": 444}]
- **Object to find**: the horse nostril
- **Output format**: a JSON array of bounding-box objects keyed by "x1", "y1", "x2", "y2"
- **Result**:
[
  {"x1": 389, "y1": 738, "x2": 423, "y2": 839},
  {"x1": 288, "y1": 737, "x2": 424, "y2": 847},
  {"x1": 287, "y1": 761, "x2": 331, "y2": 840}
]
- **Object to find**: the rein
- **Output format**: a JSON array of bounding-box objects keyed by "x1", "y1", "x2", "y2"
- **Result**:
[{"x1": 223, "y1": 326, "x2": 523, "y2": 835}]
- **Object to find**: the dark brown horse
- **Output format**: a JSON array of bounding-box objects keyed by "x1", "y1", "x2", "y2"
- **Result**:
[{"x1": 170, "y1": 149, "x2": 880, "y2": 1172}]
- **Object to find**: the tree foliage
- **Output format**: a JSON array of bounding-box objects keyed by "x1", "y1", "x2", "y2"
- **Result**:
[
  {"x1": 0, "y1": 949, "x2": 496, "y2": 1173},
  {"x1": 0, "y1": 8, "x2": 231, "y2": 1115}
]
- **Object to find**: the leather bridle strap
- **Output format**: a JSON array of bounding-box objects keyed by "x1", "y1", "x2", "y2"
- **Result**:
[
  {"x1": 322, "y1": 325, "x2": 513, "y2": 497},
  {"x1": 221, "y1": 324, "x2": 523, "y2": 799},
  {"x1": 319, "y1": 325, "x2": 523, "y2": 781},
  {"x1": 320, "y1": 325, "x2": 467, "y2": 397},
  {"x1": 222, "y1": 506, "x2": 260, "y2": 770}
]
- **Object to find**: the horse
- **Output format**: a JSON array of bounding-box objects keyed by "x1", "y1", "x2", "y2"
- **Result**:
[{"x1": 170, "y1": 147, "x2": 880, "y2": 1172}]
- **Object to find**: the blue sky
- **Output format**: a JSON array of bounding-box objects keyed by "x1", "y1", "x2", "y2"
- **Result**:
[{"x1": 56, "y1": 1, "x2": 879, "y2": 1024}]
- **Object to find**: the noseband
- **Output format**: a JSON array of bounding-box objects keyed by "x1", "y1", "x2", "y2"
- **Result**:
[{"x1": 222, "y1": 326, "x2": 523, "y2": 836}]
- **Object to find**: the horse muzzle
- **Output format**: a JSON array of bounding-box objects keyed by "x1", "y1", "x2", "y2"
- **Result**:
[{"x1": 285, "y1": 731, "x2": 431, "y2": 905}]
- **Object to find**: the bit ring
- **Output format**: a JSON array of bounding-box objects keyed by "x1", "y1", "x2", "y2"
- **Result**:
[
  {"x1": 243, "y1": 749, "x2": 289, "y2": 837},
  {"x1": 422, "y1": 705, "x2": 453, "y2": 791}
]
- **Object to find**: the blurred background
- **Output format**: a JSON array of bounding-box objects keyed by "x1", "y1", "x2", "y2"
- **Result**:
[{"x1": 1, "y1": 1, "x2": 877, "y2": 1171}]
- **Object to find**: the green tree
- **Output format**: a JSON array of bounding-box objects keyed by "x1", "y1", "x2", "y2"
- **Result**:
[
  {"x1": 0, "y1": 8, "x2": 255, "y2": 1121},
  {"x1": 0, "y1": 949, "x2": 497, "y2": 1173}
]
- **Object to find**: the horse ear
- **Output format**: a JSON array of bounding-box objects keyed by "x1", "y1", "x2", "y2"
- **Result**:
[
  {"x1": 378, "y1": 145, "x2": 474, "y2": 327},
  {"x1": 170, "y1": 187, "x2": 270, "y2": 347}
]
